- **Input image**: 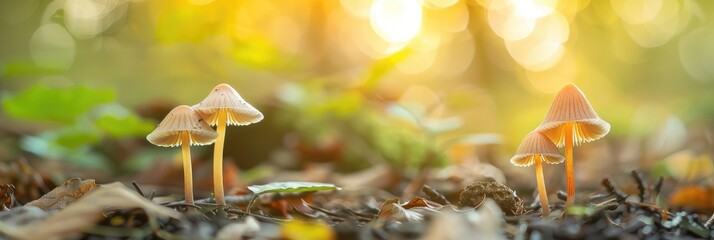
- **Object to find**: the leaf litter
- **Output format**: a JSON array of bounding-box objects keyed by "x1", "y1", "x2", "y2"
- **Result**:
[{"x1": 1, "y1": 168, "x2": 713, "y2": 239}]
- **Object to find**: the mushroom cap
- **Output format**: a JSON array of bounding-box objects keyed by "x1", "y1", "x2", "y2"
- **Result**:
[
  {"x1": 192, "y1": 83, "x2": 263, "y2": 126},
  {"x1": 510, "y1": 131, "x2": 565, "y2": 167},
  {"x1": 534, "y1": 83, "x2": 610, "y2": 147},
  {"x1": 146, "y1": 105, "x2": 218, "y2": 147}
]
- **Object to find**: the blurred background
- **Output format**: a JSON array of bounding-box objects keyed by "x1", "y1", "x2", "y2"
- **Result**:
[{"x1": 1, "y1": 0, "x2": 713, "y2": 203}]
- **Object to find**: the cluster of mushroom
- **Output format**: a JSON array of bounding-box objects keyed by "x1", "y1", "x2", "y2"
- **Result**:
[
  {"x1": 146, "y1": 84, "x2": 263, "y2": 207},
  {"x1": 509, "y1": 84, "x2": 610, "y2": 217}
]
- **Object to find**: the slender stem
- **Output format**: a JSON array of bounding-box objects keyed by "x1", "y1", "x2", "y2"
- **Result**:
[
  {"x1": 214, "y1": 110, "x2": 228, "y2": 206},
  {"x1": 535, "y1": 157, "x2": 550, "y2": 217},
  {"x1": 564, "y1": 123, "x2": 575, "y2": 206},
  {"x1": 180, "y1": 132, "x2": 194, "y2": 205}
]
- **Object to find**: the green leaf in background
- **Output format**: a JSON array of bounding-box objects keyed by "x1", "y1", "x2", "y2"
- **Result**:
[
  {"x1": 2, "y1": 60, "x2": 68, "y2": 76},
  {"x1": 247, "y1": 181, "x2": 341, "y2": 195},
  {"x1": 53, "y1": 128, "x2": 101, "y2": 148},
  {"x1": 95, "y1": 114, "x2": 155, "y2": 138},
  {"x1": 20, "y1": 132, "x2": 108, "y2": 169},
  {"x1": 358, "y1": 48, "x2": 411, "y2": 89},
  {"x1": 2, "y1": 84, "x2": 116, "y2": 123}
]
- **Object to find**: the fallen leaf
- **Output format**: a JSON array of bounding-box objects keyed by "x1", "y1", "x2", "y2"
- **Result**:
[
  {"x1": 0, "y1": 206, "x2": 48, "y2": 233},
  {"x1": 248, "y1": 182, "x2": 341, "y2": 196},
  {"x1": 0, "y1": 159, "x2": 56, "y2": 204},
  {"x1": 668, "y1": 185, "x2": 714, "y2": 213},
  {"x1": 7, "y1": 182, "x2": 181, "y2": 240},
  {"x1": 247, "y1": 182, "x2": 341, "y2": 211},
  {"x1": 377, "y1": 197, "x2": 443, "y2": 222},
  {"x1": 401, "y1": 197, "x2": 443, "y2": 209},
  {"x1": 25, "y1": 178, "x2": 98, "y2": 211},
  {"x1": 1, "y1": 184, "x2": 15, "y2": 209}
]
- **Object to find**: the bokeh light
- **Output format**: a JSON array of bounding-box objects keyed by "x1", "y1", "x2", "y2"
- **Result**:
[
  {"x1": 679, "y1": 27, "x2": 714, "y2": 82},
  {"x1": 64, "y1": 0, "x2": 128, "y2": 39},
  {"x1": 30, "y1": 23, "x2": 75, "y2": 69},
  {"x1": 482, "y1": 0, "x2": 572, "y2": 71},
  {"x1": 370, "y1": 0, "x2": 423, "y2": 44},
  {"x1": 2, "y1": 0, "x2": 714, "y2": 174}
]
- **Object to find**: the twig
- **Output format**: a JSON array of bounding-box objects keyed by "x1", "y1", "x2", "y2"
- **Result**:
[
  {"x1": 650, "y1": 176, "x2": 663, "y2": 204},
  {"x1": 226, "y1": 208, "x2": 287, "y2": 224},
  {"x1": 165, "y1": 202, "x2": 201, "y2": 209},
  {"x1": 705, "y1": 213, "x2": 714, "y2": 228},
  {"x1": 422, "y1": 185, "x2": 451, "y2": 205},
  {"x1": 630, "y1": 170, "x2": 645, "y2": 202},
  {"x1": 131, "y1": 181, "x2": 145, "y2": 198},
  {"x1": 601, "y1": 178, "x2": 627, "y2": 200},
  {"x1": 148, "y1": 190, "x2": 156, "y2": 201}
]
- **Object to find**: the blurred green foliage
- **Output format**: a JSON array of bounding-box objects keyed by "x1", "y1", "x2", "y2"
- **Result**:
[
  {"x1": 276, "y1": 81, "x2": 446, "y2": 171},
  {"x1": 2, "y1": 84, "x2": 155, "y2": 170},
  {"x1": 3, "y1": 85, "x2": 114, "y2": 123},
  {"x1": 0, "y1": 0, "x2": 713, "y2": 179}
]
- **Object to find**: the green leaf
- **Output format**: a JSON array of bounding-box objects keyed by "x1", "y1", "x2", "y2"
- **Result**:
[
  {"x1": 20, "y1": 132, "x2": 108, "y2": 169},
  {"x1": 246, "y1": 182, "x2": 341, "y2": 213},
  {"x1": 2, "y1": 84, "x2": 115, "y2": 123},
  {"x1": 682, "y1": 219, "x2": 710, "y2": 238},
  {"x1": 565, "y1": 206, "x2": 588, "y2": 216},
  {"x1": 95, "y1": 114, "x2": 155, "y2": 138},
  {"x1": 358, "y1": 48, "x2": 411, "y2": 89},
  {"x1": 2, "y1": 60, "x2": 68, "y2": 76},
  {"x1": 247, "y1": 182, "x2": 341, "y2": 195},
  {"x1": 53, "y1": 128, "x2": 101, "y2": 148}
]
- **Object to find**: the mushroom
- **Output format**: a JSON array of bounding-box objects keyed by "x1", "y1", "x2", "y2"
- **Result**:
[
  {"x1": 193, "y1": 83, "x2": 263, "y2": 207},
  {"x1": 534, "y1": 84, "x2": 610, "y2": 205},
  {"x1": 510, "y1": 131, "x2": 565, "y2": 217},
  {"x1": 146, "y1": 105, "x2": 218, "y2": 205}
]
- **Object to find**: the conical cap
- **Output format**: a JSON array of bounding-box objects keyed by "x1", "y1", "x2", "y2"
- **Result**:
[
  {"x1": 510, "y1": 131, "x2": 565, "y2": 167},
  {"x1": 146, "y1": 105, "x2": 218, "y2": 147},
  {"x1": 534, "y1": 84, "x2": 610, "y2": 146},
  {"x1": 193, "y1": 83, "x2": 263, "y2": 126}
]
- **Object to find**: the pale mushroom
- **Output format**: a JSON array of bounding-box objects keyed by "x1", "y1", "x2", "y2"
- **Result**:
[
  {"x1": 534, "y1": 84, "x2": 610, "y2": 206},
  {"x1": 510, "y1": 131, "x2": 565, "y2": 217},
  {"x1": 193, "y1": 83, "x2": 263, "y2": 207},
  {"x1": 147, "y1": 105, "x2": 218, "y2": 205}
]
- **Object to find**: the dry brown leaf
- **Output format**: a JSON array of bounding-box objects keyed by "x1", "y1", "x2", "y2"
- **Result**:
[
  {"x1": 6, "y1": 182, "x2": 181, "y2": 240},
  {"x1": 668, "y1": 185, "x2": 714, "y2": 214},
  {"x1": 25, "y1": 178, "x2": 98, "y2": 211},
  {"x1": 377, "y1": 197, "x2": 444, "y2": 222},
  {"x1": 401, "y1": 197, "x2": 443, "y2": 209},
  {"x1": 1, "y1": 184, "x2": 15, "y2": 209}
]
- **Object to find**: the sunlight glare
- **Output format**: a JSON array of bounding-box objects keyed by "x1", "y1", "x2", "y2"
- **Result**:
[
  {"x1": 422, "y1": 0, "x2": 459, "y2": 9},
  {"x1": 510, "y1": 0, "x2": 558, "y2": 19},
  {"x1": 370, "y1": 0, "x2": 423, "y2": 43}
]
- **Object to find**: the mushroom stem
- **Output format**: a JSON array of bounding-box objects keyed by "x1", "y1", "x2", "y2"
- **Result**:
[
  {"x1": 213, "y1": 109, "x2": 227, "y2": 206},
  {"x1": 535, "y1": 156, "x2": 550, "y2": 217},
  {"x1": 564, "y1": 123, "x2": 575, "y2": 206},
  {"x1": 180, "y1": 132, "x2": 194, "y2": 205}
]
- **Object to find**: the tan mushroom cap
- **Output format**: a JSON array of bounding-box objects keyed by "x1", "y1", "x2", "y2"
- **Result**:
[
  {"x1": 146, "y1": 105, "x2": 218, "y2": 147},
  {"x1": 534, "y1": 84, "x2": 610, "y2": 147},
  {"x1": 192, "y1": 83, "x2": 263, "y2": 126},
  {"x1": 510, "y1": 131, "x2": 565, "y2": 167}
]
